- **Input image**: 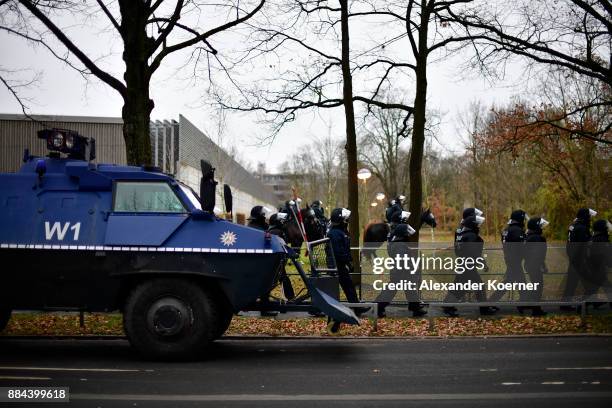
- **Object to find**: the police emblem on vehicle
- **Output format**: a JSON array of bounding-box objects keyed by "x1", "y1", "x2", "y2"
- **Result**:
[{"x1": 220, "y1": 231, "x2": 237, "y2": 246}]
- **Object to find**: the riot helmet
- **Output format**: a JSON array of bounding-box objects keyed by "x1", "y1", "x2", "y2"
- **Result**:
[
  {"x1": 464, "y1": 215, "x2": 485, "y2": 230},
  {"x1": 269, "y1": 212, "x2": 288, "y2": 228},
  {"x1": 330, "y1": 207, "x2": 351, "y2": 225},
  {"x1": 509, "y1": 209, "x2": 528, "y2": 225},
  {"x1": 527, "y1": 217, "x2": 549, "y2": 232},
  {"x1": 248, "y1": 205, "x2": 270, "y2": 222},
  {"x1": 463, "y1": 207, "x2": 483, "y2": 219},
  {"x1": 390, "y1": 223, "x2": 416, "y2": 241},
  {"x1": 390, "y1": 209, "x2": 411, "y2": 224},
  {"x1": 592, "y1": 219, "x2": 611, "y2": 233},
  {"x1": 576, "y1": 207, "x2": 597, "y2": 221}
]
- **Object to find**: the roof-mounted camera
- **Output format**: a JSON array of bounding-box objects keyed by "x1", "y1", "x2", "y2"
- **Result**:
[{"x1": 37, "y1": 128, "x2": 96, "y2": 161}]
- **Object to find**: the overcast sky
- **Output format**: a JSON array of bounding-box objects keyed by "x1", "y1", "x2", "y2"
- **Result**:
[{"x1": 0, "y1": 2, "x2": 529, "y2": 173}]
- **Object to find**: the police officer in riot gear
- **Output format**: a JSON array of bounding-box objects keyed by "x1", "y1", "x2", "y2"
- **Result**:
[
  {"x1": 376, "y1": 212, "x2": 426, "y2": 318},
  {"x1": 267, "y1": 212, "x2": 295, "y2": 300},
  {"x1": 584, "y1": 219, "x2": 612, "y2": 307},
  {"x1": 524, "y1": 217, "x2": 549, "y2": 316},
  {"x1": 247, "y1": 205, "x2": 269, "y2": 231},
  {"x1": 311, "y1": 200, "x2": 326, "y2": 221},
  {"x1": 311, "y1": 200, "x2": 328, "y2": 236},
  {"x1": 562, "y1": 208, "x2": 597, "y2": 310},
  {"x1": 327, "y1": 208, "x2": 368, "y2": 314},
  {"x1": 443, "y1": 214, "x2": 497, "y2": 316},
  {"x1": 248, "y1": 205, "x2": 273, "y2": 315},
  {"x1": 489, "y1": 210, "x2": 529, "y2": 311}
]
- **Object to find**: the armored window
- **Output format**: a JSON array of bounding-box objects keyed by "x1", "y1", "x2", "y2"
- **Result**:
[{"x1": 113, "y1": 181, "x2": 186, "y2": 213}]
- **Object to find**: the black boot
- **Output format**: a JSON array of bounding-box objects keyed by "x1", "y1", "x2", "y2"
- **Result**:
[
  {"x1": 443, "y1": 306, "x2": 459, "y2": 317},
  {"x1": 480, "y1": 306, "x2": 497, "y2": 315}
]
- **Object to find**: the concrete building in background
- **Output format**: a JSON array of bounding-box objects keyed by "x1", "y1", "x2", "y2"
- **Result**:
[
  {"x1": 0, "y1": 113, "x2": 276, "y2": 221},
  {"x1": 257, "y1": 172, "x2": 293, "y2": 206}
]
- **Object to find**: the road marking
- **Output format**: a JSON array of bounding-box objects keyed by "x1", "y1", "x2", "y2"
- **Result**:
[
  {"x1": 546, "y1": 367, "x2": 612, "y2": 371},
  {"x1": 480, "y1": 369, "x2": 498, "y2": 372},
  {"x1": 0, "y1": 366, "x2": 141, "y2": 373},
  {"x1": 70, "y1": 392, "x2": 612, "y2": 402},
  {"x1": 501, "y1": 382, "x2": 521, "y2": 385},
  {"x1": 0, "y1": 376, "x2": 50, "y2": 380},
  {"x1": 542, "y1": 382, "x2": 564, "y2": 385}
]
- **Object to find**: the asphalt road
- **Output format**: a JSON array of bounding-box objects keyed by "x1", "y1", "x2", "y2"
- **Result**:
[{"x1": 0, "y1": 336, "x2": 611, "y2": 407}]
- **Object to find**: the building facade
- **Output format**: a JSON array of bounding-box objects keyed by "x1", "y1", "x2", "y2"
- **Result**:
[{"x1": 0, "y1": 113, "x2": 276, "y2": 221}]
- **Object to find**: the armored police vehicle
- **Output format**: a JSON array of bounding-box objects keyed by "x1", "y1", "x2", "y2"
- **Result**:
[{"x1": 0, "y1": 129, "x2": 357, "y2": 359}]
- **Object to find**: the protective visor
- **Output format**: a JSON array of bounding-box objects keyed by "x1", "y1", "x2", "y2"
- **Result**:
[
  {"x1": 341, "y1": 208, "x2": 351, "y2": 219},
  {"x1": 406, "y1": 224, "x2": 416, "y2": 236},
  {"x1": 474, "y1": 208, "x2": 483, "y2": 216},
  {"x1": 475, "y1": 215, "x2": 485, "y2": 225},
  {"x1": 539, "y1": 218, "x2": 549, "y2": 228},
  {"x1": 589, "y1": 208, "x2": 598, "y2": 217}
]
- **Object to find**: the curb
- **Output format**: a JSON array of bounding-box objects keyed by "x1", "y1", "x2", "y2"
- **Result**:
[{"x1": 1, "y1": 333, "x2": 611, "y2": 341}]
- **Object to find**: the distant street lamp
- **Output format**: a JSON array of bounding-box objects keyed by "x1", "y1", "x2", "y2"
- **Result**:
[
  {"x1": 370, "y1": 202, "x2": 378, "y2": 207},
  {"x1": 357, "y1": 168, "x2": 372, "y2": 180},
  {"x1": 357, "y1": 168, "x2": 372, "y2": 221}
]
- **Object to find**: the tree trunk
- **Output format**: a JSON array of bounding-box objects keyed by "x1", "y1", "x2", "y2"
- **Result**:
[
  {"x1": 119, "y1": 0, "x2": 154, "y2": 166},
  {"x1": 339, "y1": 0, "x2": 361, "y2": 273},
  {"x1": 407, "y1": 2, "x2": 430, "y2": 241}
]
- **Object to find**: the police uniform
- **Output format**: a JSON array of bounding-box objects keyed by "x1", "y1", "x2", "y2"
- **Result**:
[
  {"x1": 490, "y1": 210, "x2": 528, "y2": 306},
  {"x1": 310, "y1": 201, "x2": 328, "y2": 238},
  {"x1": 249, "y1": 206, "x2": 272, "y2": 315},
  {"x1": 584, "y1": 219, "x2": 611, "y2": 302},
  {"x1": 327, "y1": 209, "x2": 359, "y2": 304},
  {"x1": 562, "y1": 208, "x2": 594, "y2": 303},
  {"x1": 375, "y1": 223, "x2": 425, "y2": 317},
  {"x1": 524, "y1": 217, "x2": 548, "y2": 316},
  {"x1": 443, "y1": 216, "x2": 495, "y2": 316},
  {"x1": 267, "y1": 214, "x2": 295, "y2": 300}
]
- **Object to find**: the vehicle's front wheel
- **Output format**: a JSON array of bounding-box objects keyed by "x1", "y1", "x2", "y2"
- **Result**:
[
  {"x1": 214, "y1": 309, "x2": 233, "y2": 340},
  {"x1": 123, "y1": 279, "x2": 218, "y2": 360},
  {"x1": 0, "y1": 309, "x2": 11, "y2": 332}
]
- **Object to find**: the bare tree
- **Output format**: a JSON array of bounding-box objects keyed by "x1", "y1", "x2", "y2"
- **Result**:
[
  {"x1": 1, "y1": 0, "x2": 265, "y2": 164},
  {"x1": 218, "y1": 0, "x2": 415, "y2": 254},
  {"x1": 358, "y1": 98, "x2": 411, "y2": 198},
  {"x1": 447, "y1": 0, "x2": 611, "y2": 144}
]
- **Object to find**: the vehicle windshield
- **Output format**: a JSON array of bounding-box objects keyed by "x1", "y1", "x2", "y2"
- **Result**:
[{"x1": 178, "y1": 183, "x2": 202, "y2": 211}]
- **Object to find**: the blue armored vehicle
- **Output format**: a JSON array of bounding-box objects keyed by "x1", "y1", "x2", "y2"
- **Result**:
[{"x1": 0, "y1": 129, "x2": 357, "y2": 359}]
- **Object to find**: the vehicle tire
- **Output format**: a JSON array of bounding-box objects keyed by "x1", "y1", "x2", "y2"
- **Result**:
[
  {"x1": 123, "y1": 278, "x2": 218, "y2": 360},
  {"x1": 213, "y1": 309, "x2": 233, "y2": 340},
  {"x1": 0, "y1": 309, "x2": 11, "y2": 332}
]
